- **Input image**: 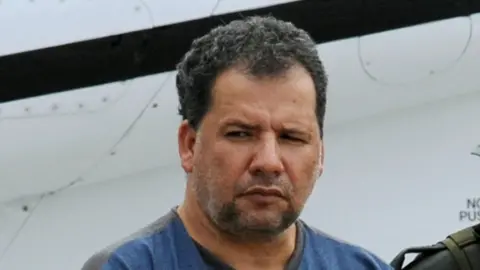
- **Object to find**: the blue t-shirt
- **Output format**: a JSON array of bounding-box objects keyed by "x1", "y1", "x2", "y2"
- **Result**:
[{"x1": 82, "y1": 208, "x2": 392, "y2": 270}]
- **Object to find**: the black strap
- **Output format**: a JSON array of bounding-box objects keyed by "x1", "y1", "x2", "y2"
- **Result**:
[
  {"x1": 473, "y1": 223, "x2": 480, "y2": 235},
  {"x1": 443, "y1": 238, "x2": 471, "y2": 270},
  {"x1": 390, "y1": 223, "x2": 480, "y2": 270},
  {"x1": 390, "y1": 244, "x2": 445, "y2": 270},
  {"x1": 441, "y1": 227, "x2": 476, "y2": 270}
]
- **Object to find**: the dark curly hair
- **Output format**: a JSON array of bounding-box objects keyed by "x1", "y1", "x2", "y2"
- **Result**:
[{"x1": 176, "y1": 16, "x2": 328, "y2": 136}]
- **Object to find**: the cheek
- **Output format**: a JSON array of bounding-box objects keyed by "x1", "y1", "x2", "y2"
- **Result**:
[
  {"x1": 210, "y1": 156, "x2": 238, "y2": 189},
  {"x1": 197, "y1": 149, "x2": 242, "y2": 199},
  {"x1": 285, "y1": 152, "x2": 319, "y2": 192},
  {"x1": 212, "y1": 143, "x2": 248, "y2": 177}
]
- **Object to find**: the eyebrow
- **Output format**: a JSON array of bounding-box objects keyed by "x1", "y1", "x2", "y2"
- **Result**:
[
  {"x1": 222, "y1": 119, "x2": 311, "y2": 135},
  {"x1": 282, "y1": 127, "x2": 309, "y2": 135},
  {"x1": 222, "y1": 120, "x2": 261, "y2": 131}
]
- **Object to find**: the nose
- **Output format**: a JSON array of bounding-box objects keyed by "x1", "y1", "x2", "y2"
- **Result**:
[{"x1": 249, "y1": 135, "x2": 284, "y2": 177}]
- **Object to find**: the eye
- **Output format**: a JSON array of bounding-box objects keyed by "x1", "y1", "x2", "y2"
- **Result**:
[
  {"x1": 225, "y1": 131, "x2": 251, "y2": 138},
  {"x1": 279, "y1": 133, "x2": 305, "y2": 143}
]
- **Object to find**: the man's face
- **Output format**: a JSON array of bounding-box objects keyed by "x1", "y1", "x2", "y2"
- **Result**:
[{"x1": 178, "y1": 65, "x2": 323, "y2": 239}]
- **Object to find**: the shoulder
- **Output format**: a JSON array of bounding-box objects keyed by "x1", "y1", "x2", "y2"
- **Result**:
[
  {"x1": 301, "y1": 221, "x2": 393, "y2": 270},
  {"x1": 81, "y1": 210, "x2": 177, "y2": 270}
]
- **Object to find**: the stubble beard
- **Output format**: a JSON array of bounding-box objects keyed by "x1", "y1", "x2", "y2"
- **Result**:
[{"x1": 191, "y1": 171, "x2": 300, "y2": 241}]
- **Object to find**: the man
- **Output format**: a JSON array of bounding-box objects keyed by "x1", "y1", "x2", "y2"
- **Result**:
[{"x1": 82, "y1": 16, "x2": 392, "y2": 270}]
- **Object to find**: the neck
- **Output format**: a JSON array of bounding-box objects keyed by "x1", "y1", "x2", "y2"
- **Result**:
[{"x1": 177, "y1": 193, "x2": 297, "y2": 269}]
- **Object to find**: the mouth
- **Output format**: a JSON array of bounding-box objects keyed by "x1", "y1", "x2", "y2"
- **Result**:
[{"x1": 241, "y1": 187, "x2": 285, "y2": 198}]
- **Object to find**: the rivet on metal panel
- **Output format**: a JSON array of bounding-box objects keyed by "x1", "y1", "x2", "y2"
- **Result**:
[
  {"x1": 24, "y1": 107, "x2": 30, "y2": 113},
  {"x1": 22, "y1": 205, "x2": 29, "y2": 212},
  {"x1": 51, "y1": 104, "x2": 59, "y2": 111},
  {"x1": 102, "y1": 97, "x2": 108, "y2": 102},
  {"x1": 110, "y1": 151, "x2": 116, "y2": 156},
  {"x1": 78, "y1": 103, "x2": 84, "y2": 109},
  {"x1": 134, "y1": 5, "x2": 141, "y2": 12},
  {"x1": 152, "y1": 103, "x2": 158, "y2": 108}
]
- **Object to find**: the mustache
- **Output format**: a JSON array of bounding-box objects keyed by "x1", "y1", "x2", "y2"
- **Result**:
[{"x1": 234, "y1": 174, "x2": 292, "y2": 197}]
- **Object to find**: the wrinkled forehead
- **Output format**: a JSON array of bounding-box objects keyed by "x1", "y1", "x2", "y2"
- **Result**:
[{"x1": 210, "y1": 65, "x2": 317, "y2": 124}]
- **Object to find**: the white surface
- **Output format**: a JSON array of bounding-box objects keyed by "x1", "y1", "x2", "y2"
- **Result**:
[
  {"x1": 359, "y1": 17, "x2": 472, "y2": 84},
  {"x1": 0, "y1": 166, "x2": 186, "y2": 270},
  {"x1": 142, "y1": 0, "x2": 218, "y2": 26},
  {"x1": 1, "y1": 91, "x2": 480, "y2": 269},
  {"x1": 0, "y1": 0, "x2": 297, "y2": 56},
  {"x1": 0, "y1": 0, "x2": 153, "y2": 56},
  {"x1": 322, "y1": 14, "x2": 480, "y2": 125},
  {"x1": 0, "y1": 73, "x2": 171, "y2": 202}
]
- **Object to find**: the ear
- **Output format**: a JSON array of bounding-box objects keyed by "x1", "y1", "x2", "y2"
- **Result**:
[{"x1": 178, "y1": 120, "x2": 196, "y2": 173}]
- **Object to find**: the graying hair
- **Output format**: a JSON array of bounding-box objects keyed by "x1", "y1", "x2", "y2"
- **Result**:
[{"x1": 176, "y1": 15, "x2": 328, "y2": 136}]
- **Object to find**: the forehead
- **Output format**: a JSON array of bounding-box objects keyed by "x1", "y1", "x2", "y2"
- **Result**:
[{"x1": 209, "y1": 65, "x2": 317, "y2": 125}]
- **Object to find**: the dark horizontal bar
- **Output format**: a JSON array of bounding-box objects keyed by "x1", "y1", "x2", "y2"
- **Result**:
[{"x1": 1, "y1": 0, "x2": 479, "y2": 102}]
